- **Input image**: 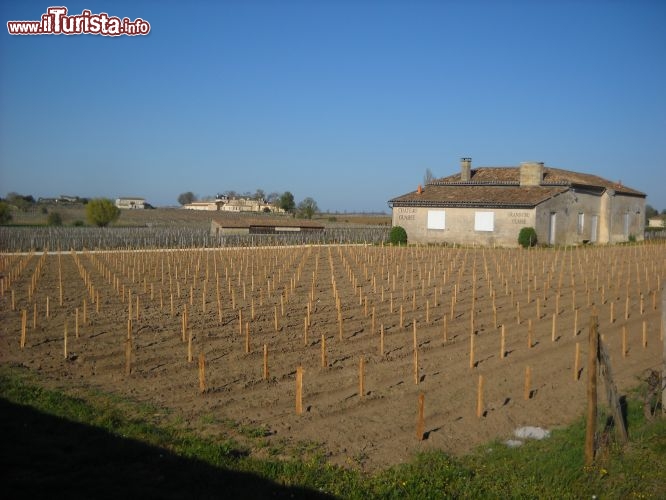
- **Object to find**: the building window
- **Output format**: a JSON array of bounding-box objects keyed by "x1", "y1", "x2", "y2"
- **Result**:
[
  {"x1": 474, "y1": 212, "x2": 494, "y2": 232},
  {"x1": 577, "y1": 213, "x2": 584, "y2": 235},
  {"x1": 427, "y1": 210, "x2": 446, "y2": 230},
  {"x1": 590, "y1": 215, "x2": 598, "y2": 243}
]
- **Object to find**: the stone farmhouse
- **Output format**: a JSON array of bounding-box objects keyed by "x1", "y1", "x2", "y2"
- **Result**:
[
  {"x1": 388, "y1": 158, "x2": 646, "y2": 247},
  {"x1": 648, "y1": 217, "x2": 665, "y2": 228},
  {"x1": 184, "y1": 196, "x2": 282, "y2": 213},
  {"x1": 115, "y1": 197, "x2": 146, "y2": 209},
  {"x1": 182, "y1": 200, "x2": 225, "y2": 211}
]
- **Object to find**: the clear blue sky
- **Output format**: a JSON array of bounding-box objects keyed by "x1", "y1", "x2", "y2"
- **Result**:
[{"x1": 1, "y1": 0, "x2": 665, "y2": 212}]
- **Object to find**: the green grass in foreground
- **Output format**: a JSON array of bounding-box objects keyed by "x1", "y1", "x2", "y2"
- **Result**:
[{"x1": 1, "y1": 364, "x2": 665, "y2": 499}]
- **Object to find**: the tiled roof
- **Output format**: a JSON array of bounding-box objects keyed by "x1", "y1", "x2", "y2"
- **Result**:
[
  {"x1": 432, "y1": 166, "x2": 644, "y2": 195},
  {"x1": 389, "y1": 165, "x2": 645, "y2": 208},
  {"x1": 389, "y1": 185, "x2": 570, "y2": 208}
]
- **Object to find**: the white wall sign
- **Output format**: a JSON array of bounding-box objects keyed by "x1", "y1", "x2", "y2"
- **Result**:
[
  {"x1": 474, "y1": 212, "x2": 494, "y2": 231},
  {"x1": 427, "y1": 210, "x2": 446, "y2": 230}
]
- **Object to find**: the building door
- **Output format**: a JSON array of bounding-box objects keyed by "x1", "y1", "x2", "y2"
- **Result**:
[
  {"x1": 549, "y1": 212, "x2": 557, "y2": 245},
  {"x1": 623, "y1": 213, "x2": 630, "y2": 239},
  {"x1": 590, "y1": 216, "x2": 598, "y2": 243}
]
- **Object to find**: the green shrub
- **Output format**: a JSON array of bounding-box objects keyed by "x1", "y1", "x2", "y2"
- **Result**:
[
  {"x1": 46, "y1": 211, "x2": 63, "y2": 226},
  {"x1": 518, "y1": 227, "x2": 537, "y2": 248},
  {"x1": 0, "y1": 201, "x2": 12, "y2": 224},
  {"x1": 389, "y1": 226, "x2": 408, "y2": 245},
  {"x1": 73, "y1": 220, "x2": 85, "y2": 227},
  {"x1": 86, "y1": 198, "x2": 120, "y2": 227}
]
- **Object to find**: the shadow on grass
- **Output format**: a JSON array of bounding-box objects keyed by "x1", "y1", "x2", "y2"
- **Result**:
[{"x1": 1, "y1": 398, "x2": 333, "y2": 500}]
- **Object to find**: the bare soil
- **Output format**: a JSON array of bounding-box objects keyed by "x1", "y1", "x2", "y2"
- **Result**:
[{"x1": 1, "y1": 244, "x2": 663, "y2": 471}]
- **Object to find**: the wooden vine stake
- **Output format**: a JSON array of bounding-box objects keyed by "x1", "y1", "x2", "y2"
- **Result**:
[
  {"x1": 187, "y1": 329, "x2": 193, "y2": 363},
  {"x1": 610, "y1": 301, "x2": 614, "y2": 324},
  {"x1": 20, "y1": 309, "x2": 27, "y2": 349},
  {"x1": 621, "y1": 325, "x2": 627, "y2": 358},
  {"x1": 245, "y1": 323, "x2": 250, "y2": 353},
  {"x1": 263, "y1": 344, "x2": 269, "y2": 380},
  {"x1": 274, "y1": 306, "x2": 279, "y2": 332},
  {"x1": 476, "y1": 374, "x2": 484, "y2": 418},
  {"x1": 585, "y1": 310, "x2": 599, "y2": 465},
  {"x1": 574, "y1": 342, "x2": 580, "y2": 381},
  {"x1": 380, "y1": 324, "x2": 385, "y2": 356},
  {"x1": 528, "y1": 319, "x2": 533, "y2": 349},
  {"x1": 372, "y1": 306, "x2": 376, "y2": 334},
  {"x1": 182, "y1": 304, "x2": 187, "y2": 342},
  {"x1": 469, "y1": 333, "x2": 475, "y2": 369},
  {"x1": 198, "y1": 352, "x2": 206, "y2": 394},
  {"x1": 500, "y1": 324, "x2": 506, "y2": 359},
  {"x1": 416, "y1": 393, "x2": 425, "y2": 441},
  {"x1": 516, "y1": 301, "x2": 520, "y2": 325},
  {"x1": 642, "y1": 320, "x2": 647, "y2": 348},
  {"x1": 359, "y1": 356, "x2": 365, "y2": 398},
  {"x1": 551, "y1": 313, "x2": 557, "y2": 342},
  {"x1": 321, "y1": 335, "x2": 327, "y2": 367},
  {"x1": 443, "y1": 314, "x2": 448, "y2": 342},
  {"x1": 295, "y1": 366, "x2": 304, "y2": 415},
  {"x1": 63, "y1": 320, "x2": 68, "y2": 359},
  {"x1": 524, "y1": 365, "x2": 531, "y2": 400},
  {"x1": 125, "y1": 337, "x2": 132, "y2": 376}
]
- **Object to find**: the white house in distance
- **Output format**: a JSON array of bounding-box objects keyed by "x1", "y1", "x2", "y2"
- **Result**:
[
  {"x1": 182, "y1": 200, "x2": 225, "y2": 211},
  {"x1": 388, "y1": 158, "x2": 646, "y2": 247},
  {"x1": 648, "y1": 217, "x2": 665, "y2": 228},
  {"x1": 115, "y1": 197, "x2": 146, "y2": 209},
  {"x1": 183, "y1": 196, "x2": 283, "y2": 213}
]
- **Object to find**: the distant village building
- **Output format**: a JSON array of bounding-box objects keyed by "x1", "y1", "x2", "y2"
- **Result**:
[
  {"x1": 388, "y1": 158, "x2": 646, "y2": 247},
  {"x1": 115, "y1": 197, "x2": 146, "y2": 209},
  {"x1": 211, "y1": 215, "x2": 323, "y2": 237},
  {"x1": 38, "y1": 195, "x2": 86, "y2": 205},
  {"x1": 218, "y1": 197, "x2": 282, "y2": 213},
  {"x1": 648, "y1": 217, "x2": 665, "y2": 228},
  {"x1": 186, "y1": 196, "x2": 283, "y2": 213},
  {"x1": 182, "y1": 200, "x2": 225, "y2": 211}
]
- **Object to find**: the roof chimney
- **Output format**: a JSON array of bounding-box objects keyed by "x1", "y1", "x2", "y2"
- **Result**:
[
  {"x1": 519, "y1": 162, "x2": 544, "y2": 187},
  {"x1": 460, "y1": 157, "x2": 472, "y2": 182}
]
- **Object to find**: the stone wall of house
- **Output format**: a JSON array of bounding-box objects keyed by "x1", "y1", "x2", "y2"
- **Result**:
[
  {"x1": 603, "y1": 191, "x2": 645, "y2": 243},
  {"x1": 535, "y1": 191, "x2": 602, "y2": 245},
  {"x1": 392, "y1": 206, "x2": 536, "y2": 247},
  {"x1": 392, "y1": 190, "x2": 645, "y2": 247}
]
